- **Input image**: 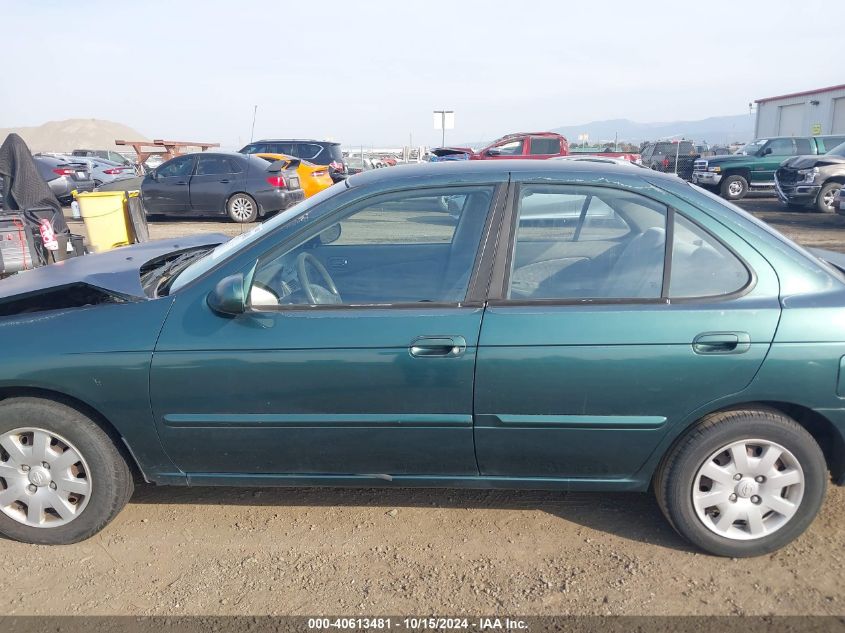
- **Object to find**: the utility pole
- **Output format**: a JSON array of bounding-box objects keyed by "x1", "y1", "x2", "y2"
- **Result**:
[{"x1": 249, "y1": 105, "x2": 258, "y2": 143}]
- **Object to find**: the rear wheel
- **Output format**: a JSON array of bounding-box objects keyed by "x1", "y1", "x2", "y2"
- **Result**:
[
  {"x1": 227, "y1": 193, "x2": 258, "y2": 223},
  {"x1": 720, "y1": 174, "x2": 749, "y2": 200},
  {"x1": 0, "y1": 398, "x2": 133, "y2": 545},
  {"x1": 816, "y1": 182, "x2": 841, "y2": 214},
  {"x1": 655, "y1": 408, "x2": 827, "y2": 557}
]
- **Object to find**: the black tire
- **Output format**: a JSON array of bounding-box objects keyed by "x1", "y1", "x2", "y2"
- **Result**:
[
  {"x1": 0, "y1": 398, "x2": 133, "y2": 545},
  {"x1": 719, "y1": 174, "x2": 749, "y2": 200},
  {"x1": 654, "y1": 408, "x2": 827, "y2": 557},
  {"x1": 227, "y1": 193, "x2": 258, "y2": 223},
  {"x1": 816, "y1": 182, "x2": 841, "y2": 214}
]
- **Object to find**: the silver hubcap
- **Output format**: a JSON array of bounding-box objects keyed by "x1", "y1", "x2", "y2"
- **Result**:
[
  {"x1": 823, "y1": 188, "x2": 837, "y2": 209},
  {"x1": 693, "y1": 439, "x2": 804, "y2": 540},
  {"x1": 230, "y1": 196, "x2": 254, "y2": 221},
  {"x1": 0, "y1": 428, "x2": 92, "y2": 528},
  {"x1": 728, "y1": 181, "x2": 744, "y2": 196}
]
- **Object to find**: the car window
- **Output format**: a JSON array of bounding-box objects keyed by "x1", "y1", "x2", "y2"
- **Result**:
[
  {"x1": 195, "y1": 155, "x2": 234, "y2": 175},
  {"x1": 249, "y1": 185, "x2": 495, "y2": 307},
  {"x1": 794, "y1": 138, "x2": 812, "y2": 154},
  {"x1": 493, "y1": 140, "x2": 524, "y2": 155},
  {"x1": 766, "y1": 138, "x2": 794, "y2": 155},
  {"x1": 295, "y1": 144, "x2": 323, "y2": 160},
  {"x1": 157, "y1": 155, "x2": 194, "y2": 177},
  {"x1": 822, "y1": 137, "x2": 845, "y2": 153},
  {"x1": 529, "y1": 137, "x2": 560, "y2": 155},
  {"x1": 669, "y1": 214, "x2": 749, "y2": 298},
  {"x1": 508, "y1": 186, "x2": 666, "y2": 300}
]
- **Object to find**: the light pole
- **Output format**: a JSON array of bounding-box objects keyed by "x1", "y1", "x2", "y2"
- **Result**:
[{"x1": 250, "y1": 105, "x2": 258, "y2": 143}]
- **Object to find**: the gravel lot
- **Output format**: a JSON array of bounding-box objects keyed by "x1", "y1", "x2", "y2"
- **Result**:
[{"x1": 3, "y1": 195, "x2": 844, "y2": 617}]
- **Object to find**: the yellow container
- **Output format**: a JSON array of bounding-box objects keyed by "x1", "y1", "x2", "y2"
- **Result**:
[{"x1": 74, "y1": 191, "x2": 137, "y2": 252}]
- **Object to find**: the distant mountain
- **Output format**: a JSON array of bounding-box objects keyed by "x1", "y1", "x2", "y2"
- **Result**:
[
  {"x1": 456, "y1": 114, "x2": 754, "y2": 149},
  {"x1": 550, "y1": 115, "x2": 754, "y2": 145},
  {"x1": 0, "y1": 119, "x2": 148, "y2": 153}
]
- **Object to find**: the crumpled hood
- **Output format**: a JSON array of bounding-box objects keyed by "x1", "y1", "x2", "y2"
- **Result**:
[
  {"x1": 781, "y1": 154, "x2": 845, "y2": 170},
  {"x1": 0, "y1": 232, "x2": 228, "y2": 300}
]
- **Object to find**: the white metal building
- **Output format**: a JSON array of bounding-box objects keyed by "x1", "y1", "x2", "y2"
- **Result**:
[{"x1": 754, "y1": 84, "x2": 845, "y2": 138}]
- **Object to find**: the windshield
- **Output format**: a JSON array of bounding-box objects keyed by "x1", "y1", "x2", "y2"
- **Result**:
[
  {"x1": 168, "y1": 183, "x2": 347, "y2": 293},
  {"x1": 738, "y1": 140, "x2": 766, "y2": 155},
  {"x1": 828, "y1": 142, "x2": 845, "y2": 158}
]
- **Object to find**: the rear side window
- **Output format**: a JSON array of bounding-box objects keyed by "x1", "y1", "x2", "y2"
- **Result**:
[
  {"x1": 822, "y1": 137, "x2": 845, "y2": 153},
  {"x1": 294, "y1": 144, "x2": 323, "y2": 161},
  {"x1": 529, "y1": 137, "x2": 560, "y2": 155},
  {"x1": 509, "y1": 186, "x2": 665, "y2": 300},
  {"x1": 669, "y1": 214, "x2": 749, "y2": 298}
]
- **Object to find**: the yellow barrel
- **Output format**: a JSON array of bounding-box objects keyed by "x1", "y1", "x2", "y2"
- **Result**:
[{"x1": 74, "y1": 191, "x2": 136, "y2": 252}]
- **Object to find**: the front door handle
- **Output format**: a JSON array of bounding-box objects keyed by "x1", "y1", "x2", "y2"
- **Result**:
[
  {"x1": 219, "y1": 179, "x2": 230, "y2": 183},
  {"x1": 409, "y1": 336, "x2": 467, "y2": 358},
  {"x1": 693, "y1": 332, "x2": 751, "y2": 355}
]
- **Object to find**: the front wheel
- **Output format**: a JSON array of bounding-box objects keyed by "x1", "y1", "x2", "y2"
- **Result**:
[
  {"x1": 816, "y1": 182, "x2": 841, "y2": 214},
  {"x1": 655, "y1": 408, "x2": 827, "y2": 557},
  {"x1": 719, "y1": 174, "x2": 749, "y2": 200},
  {"x1": 227, "y1": 193, "x2": 258, "y2": 223},
  {"x1": 0, "y1": 398, "x2": 134, "y2": 544}
]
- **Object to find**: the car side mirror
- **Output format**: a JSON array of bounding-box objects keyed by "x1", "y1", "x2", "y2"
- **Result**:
[
  {"x1": 148, "y1": 170, "x2": 158, "y2": 181},
  {"x1": 207, "y1": 273, "x2": 246, "y2": 315},
  {"x1": 486, "y1": 148, "x2": 502, "y2": 156},
  {"x1": 319, "y1": 223, "x2": 342, "y2": 245},
  {"x1": 762, "y1": 147, "x2": 772, "y2": 156}
]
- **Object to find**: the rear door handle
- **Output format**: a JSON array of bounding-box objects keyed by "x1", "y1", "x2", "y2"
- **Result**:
[
  {"x1": 219, "y1": 179, "x2": 230, "y2": 183},
  {"x1": 409, "y1": 336, "x2": 467, "y2": 358},
  {"x1": 693, "y1": 332, "x2": 751, "y2": 355}
]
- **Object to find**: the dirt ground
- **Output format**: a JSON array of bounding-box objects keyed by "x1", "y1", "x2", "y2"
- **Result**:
[{"x1": 3, "y1": 196, "x2": 845, "y2": 617}]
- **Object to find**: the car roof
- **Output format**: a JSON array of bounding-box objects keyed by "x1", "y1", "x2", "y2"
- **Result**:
[
  {"x1": 346, "y1": 158, "x2": 677, "y2": 188},
  {"x1": 250, "y1": 139, "x2": 340, "y2": 145}
]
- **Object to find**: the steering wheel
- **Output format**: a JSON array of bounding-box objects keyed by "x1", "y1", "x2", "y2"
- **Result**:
[{"x1": 295, "y1": 252, "x2": 342, "y2": 305}]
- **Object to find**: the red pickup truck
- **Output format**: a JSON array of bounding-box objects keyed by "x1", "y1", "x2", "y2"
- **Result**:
[{"x1": 431, "y1": 132, "x2": 640, "y2": 163}]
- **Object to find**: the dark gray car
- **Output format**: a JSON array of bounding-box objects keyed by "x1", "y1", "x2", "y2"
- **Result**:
[
  {"x1": 141, "y1": 152, "x2": 305, "y2": 223},
  {"x1": 32, "y1": 155, "x2": 95, "y2": 203}
]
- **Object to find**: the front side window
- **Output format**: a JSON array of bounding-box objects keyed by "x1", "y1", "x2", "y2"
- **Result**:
[
  {"x1": 157, "y1": 155, "x2": 194, "y2": 178},
  {"x1": 249, "y1": 186, "x2": 495, "y2": 308},
  {"x1": 493, "y1": 140, "x2": 524, "y2": 156},
  {"x1": 794, "y1": 138, "x2": 812, "y2": 154},
  {"x1": 509, "y1": 186, "x2": 666, "y2": 300},
  {"x1": 766, "y1": 138, "x2": 794, "y2": 156}
]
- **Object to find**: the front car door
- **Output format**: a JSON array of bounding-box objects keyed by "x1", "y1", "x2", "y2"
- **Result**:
[
  {"x1": 143, "y1": 155, "x2": 195, "y2": 214},
  {"x1": 149, "y1": 180, "x2": 504, "y2": 479},
  {"x1": 754, "y1": 138, "x2": 795, "y2": 185},
  {"x1": 473, "y1": 175, "x2": 781, "y2": 482},
  {"x1": 189, "y1": 155, "x2": 241, "y2": 215}
]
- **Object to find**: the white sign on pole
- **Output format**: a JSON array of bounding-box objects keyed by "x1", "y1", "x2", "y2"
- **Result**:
[{"x1": 433, "y1": 111, "x2": 455, "y2": 130}]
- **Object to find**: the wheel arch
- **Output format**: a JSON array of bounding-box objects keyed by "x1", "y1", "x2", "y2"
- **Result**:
[
  {"x1": 0, "y1": 386, "x2": 148, "y2": 483},
  {"x1": 226, "y1": 191, "x2": 262, "y2": 217},
  {"x1": 651, "y1": 401, "x2": 845, "y2": 486},
  {"x1": 721, "y1": 167, "x2": 752, "y2": 181}
]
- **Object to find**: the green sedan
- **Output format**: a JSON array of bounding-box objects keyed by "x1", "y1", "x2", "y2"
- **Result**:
[{"x1": 0, "y1": 160, "x2": 843, "y2": 557}]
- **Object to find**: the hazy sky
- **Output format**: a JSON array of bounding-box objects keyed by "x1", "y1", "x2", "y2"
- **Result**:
[{"x1": 1, "y1": 0, "x2": 839, "y2": 148}]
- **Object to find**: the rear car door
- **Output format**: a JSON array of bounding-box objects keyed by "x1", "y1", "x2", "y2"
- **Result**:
[
  {"x1": 473, "y1": 177, "x2": 781, "y2": 480},
  {"x1": 143, "y1": 155, "x2": 195, "y2": 214},
  {"x1": 189, "y1": 155, "x2": 241, "y2": 215}
]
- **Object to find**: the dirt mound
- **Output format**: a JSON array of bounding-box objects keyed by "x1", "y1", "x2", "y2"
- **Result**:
[{"x1": 0, "y1": 119, "x2": 148, "y2": 154}]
